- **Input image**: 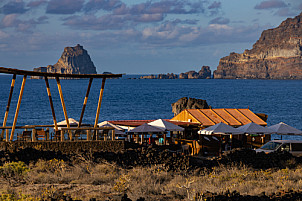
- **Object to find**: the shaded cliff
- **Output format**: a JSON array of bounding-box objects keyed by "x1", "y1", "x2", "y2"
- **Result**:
[
  {"x1": 214, "y1": 12, "x2": 302, "y2": 79},
  {"x1": 33, "y1": 44, "x2": 97, "y2": 78}
]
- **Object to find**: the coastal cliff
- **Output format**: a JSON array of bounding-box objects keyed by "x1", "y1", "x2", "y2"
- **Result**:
[
  {"x1": 214, "y1": 12, "x2": 302, "y2": 79},
  {"x1": 32, "y1": 44, "x2": 97, "y2": 78}
]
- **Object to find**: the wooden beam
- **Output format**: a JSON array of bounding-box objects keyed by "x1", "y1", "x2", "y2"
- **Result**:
[
  {"x1": 78, "y1": 78, "x2": 93, "y2": 127},
  {"x1": 10, "y1": 75, "x2": 27, "y2": 141},
  {"x1": 56, "y1": 77, "x2": 71, "y2": 139},
  {"x1": 45, "y1": 77, "x2": 58, "y2": 131},
  {"x1": 94, "y1": 78, "x2": 106, "y2": 128},
  {"x1": 0, "y1": 67, "x2": 122, "y2": 79},
  {"x1": 1, "y1": 74, "x2": 16, "y2": 139}
]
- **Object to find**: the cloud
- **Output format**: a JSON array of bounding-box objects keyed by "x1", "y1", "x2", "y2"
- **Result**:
[
  {"x1": 274, "y1": 7, "x2": 297, "y2": 16},
  {"x1": 254, "y1": 0, "x2": 287, "y2": 9},
  {"x1": 46, "y1": 0, "x2": 84, "y2": 14},
  {"x1": 84, "y1": 0, "x2": 124, "y2": 13},
  {"x1": 63, "y1": 14, "x2": 128, "y2": 30},
  {"x1": 208, "y1": 1, "x2": 221, "y2": 9},
  {"x1": 0, "y1": 14, "x2": 48, "y2": 32},
  {"x1": 209, "y1": 17, "x2": 230, "y2": 24},
  {"x1": 0, "y1": 0, "x2": 28, "y2": 14},
  {"x1": 27, "y1": 0, "x2": 47, "y2": 8}
]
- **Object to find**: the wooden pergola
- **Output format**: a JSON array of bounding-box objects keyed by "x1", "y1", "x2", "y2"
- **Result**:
[{"x1": 0, "y1": 67, "x2": 122, "y2": 141}]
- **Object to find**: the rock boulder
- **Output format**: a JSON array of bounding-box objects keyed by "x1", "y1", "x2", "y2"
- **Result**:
[{"x1": 171, "y1": 97, "x2": 210, "y2": 116}]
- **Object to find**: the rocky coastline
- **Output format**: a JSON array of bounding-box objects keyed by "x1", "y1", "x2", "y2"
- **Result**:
[
  {"x1": 139, "y1": 66, "x2": 211, "y2": 79},
  {"x1": 213, "y1": 12, "x2": 302, "y2": 79}
]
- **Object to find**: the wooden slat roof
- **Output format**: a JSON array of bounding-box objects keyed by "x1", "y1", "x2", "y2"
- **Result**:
[
  {"x1": 0, "y1": 67, "x2": 122, "y2": 78},
  {"x1": 176, "y1": 109, "x2": 267, "y2": 126}
]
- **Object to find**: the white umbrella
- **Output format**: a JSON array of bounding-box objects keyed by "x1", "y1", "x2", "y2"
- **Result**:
[
  {"x1": 237, "y1": 122, "x2": 273, "y2": 135},
  {"x1": 57, "y1": 118, "x2": 79, "y2": 126},
  {"x1": 198, "y1": 122, "x2": 244, "y2": 135},
  {"x1": 148, "y1": 119, "x2": 185, "y2": 131},
  {"x1": 127, "y1": 123, "x2": 164, "y2": 133},
  {"x1": 268, "y1": 122, "x2": 302, "y2": 135},
  {"x1": 98, "y1": 121, "x2": 124, "y2": 131}
]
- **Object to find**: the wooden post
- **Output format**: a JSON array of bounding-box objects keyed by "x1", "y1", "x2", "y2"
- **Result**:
[
  {"x1": 5, "y1": 129, "x2": 9, "y2": 142},
  {"x1": 56, "y1": 77, "x2": 71, "y2": 139},
  {"x1": 46, "y1": 128, "x2": 50, "y2": 141},
  {"x1": 1, "y1": 74, "x2": 16, "y2": 139},
  {"x1": 32, "y1": 129, "x2": 36, "y2": 142},
  {"x1": 60, "y1": 130, "x2": 65, "y2": 141},
  {"x1": 112, "y1": 129, "x2": 115, "y2": 141},
  {"x1": 87, "y1": 130, "x2": 91, "y2": 141},
  {"x1": 10, "y1": 75, "x2": 27, "y2": 141},
  {"x1": 141, "y1": 134, "x2": 144, "y2": 144},
  {"x1": 79, "y1": 78, "x2": 93, "y2": 127},
  {"x1": 94, "y1": 78, "x2": 106, "y2": 128},
  {"x1": 45, "y1": 77, "x2": 58, "y2": 131}
]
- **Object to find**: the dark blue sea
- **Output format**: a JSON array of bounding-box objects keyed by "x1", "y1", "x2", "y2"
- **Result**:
[{"x1": 0, "y1": 75, "x2": 301, "y2": 140}]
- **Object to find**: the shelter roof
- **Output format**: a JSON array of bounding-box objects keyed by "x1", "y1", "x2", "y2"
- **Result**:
[
  {"x1": 109, "y1": 120, "x2": 199, "y2": 127},
  {"x1": 0, "y1": 67, "x2": 122, "y2": 78},
  {"x1": 171, "y1": 108, "x2": 267, "y2": 126}
]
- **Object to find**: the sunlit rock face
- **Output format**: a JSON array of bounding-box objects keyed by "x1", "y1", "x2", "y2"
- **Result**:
[
  {"x1": 214, "y1": 12, "x2": 302, "y2": 79},
  {"x1": 33, "y1": 44, "x2": 97, "y2": 76}
]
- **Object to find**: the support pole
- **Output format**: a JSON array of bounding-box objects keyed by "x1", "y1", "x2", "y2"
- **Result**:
[
  {"x1": 78, "y1": 78, "x2": 93, "y2": 127},
  {"x1": 10, "y1": 75, "x2": 27, "y2": 141},
  {"x1": 56, "y1": 77, "x2": 71, "y2": 139},
  {"x1": 1, "y1": 74, "x2": 16, "y2": 140},
  {"x1": 94, "y1": 78, "x2": 106, "y2": 128},
  {"x1": 45, "y1": 77, "x2": 58, "y2": 131}
]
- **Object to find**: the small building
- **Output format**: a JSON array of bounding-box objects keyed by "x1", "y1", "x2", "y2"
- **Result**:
[{"x1": 171, "y1": 109, "x2": 269, "y2": 154}]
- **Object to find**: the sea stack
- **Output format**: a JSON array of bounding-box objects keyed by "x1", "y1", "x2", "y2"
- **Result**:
[
  {"x1": 214, "y1": 12, "x2": 302, "y2": 79},
  {"x1": 33, "y1": 44, "x2": 97, "y2": 77}
]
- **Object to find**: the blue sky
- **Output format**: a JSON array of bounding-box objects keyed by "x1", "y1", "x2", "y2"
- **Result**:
[{"x1": 0, "y1": 0, "x2": 301, "y2": 74}]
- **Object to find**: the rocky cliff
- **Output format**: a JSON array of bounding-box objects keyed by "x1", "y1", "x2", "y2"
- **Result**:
[
  {"x1": 33, "y1": 44, "x2": 97, "y2": 77},
  {"x1": 214, "y1": 12, "x2": 302, "y2": 79}
]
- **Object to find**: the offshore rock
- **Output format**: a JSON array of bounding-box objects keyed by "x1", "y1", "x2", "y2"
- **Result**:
[
  {"x1": 179, "y1": 66, "x2": 211, "y2": 79},
  {"x1": 32, "y1": 44, "x2": 97, "y2": 78},
  {"x1": 214, "y1": 12, "x2": 302, "y2": 79},
  {"x1": 171, "y1": 97, "x2": 210, "y2": 116}
]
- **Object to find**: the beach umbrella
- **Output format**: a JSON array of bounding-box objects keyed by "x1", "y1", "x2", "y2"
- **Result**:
[
  {"x1": 198, "y1": 122, "x2": 244, "y2": 135},
  {"x1": 98, "y1": 121, "x2": 124, "y2": 131},
  {"x1": 127, "y1": 123, "x2": 164, "y2": 133},
  {"x1": 148, "y1": 119, "x2": 185, "y2": 131},
  {"x1": 57, "y1": 118, "x2": 79, "y2": 126},
  {"x1": 237, "y1": 122, "x2": 273, "y2": 135},
  {"x1": 268, "y1": 122, "x2": 302, "y2": 135}
]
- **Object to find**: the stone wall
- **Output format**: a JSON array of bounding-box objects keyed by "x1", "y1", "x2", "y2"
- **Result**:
[{"x1": 0, "y1": 141, "x2": 125, "y2": 153}]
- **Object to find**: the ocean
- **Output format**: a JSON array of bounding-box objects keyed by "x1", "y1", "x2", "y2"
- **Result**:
[{"x1": 0, "y1": 75, "x2": 301, "y2": 140}]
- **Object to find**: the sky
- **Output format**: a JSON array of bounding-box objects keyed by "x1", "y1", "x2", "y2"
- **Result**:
[{"x1": 0, "y1": 0, "x2": 301, "y2": 74}]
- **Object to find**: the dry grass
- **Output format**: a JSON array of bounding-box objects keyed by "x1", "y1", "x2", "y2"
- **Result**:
[{"x1": 0, "y1": 159, "x2": 302, "y2": 200}]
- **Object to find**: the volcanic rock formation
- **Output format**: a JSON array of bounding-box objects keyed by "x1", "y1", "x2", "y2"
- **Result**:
[
  {"x1": 171, "y1": 97, "x2": 210, "y2": 116},
  {"x1": 33, "y1": 44, "x2": 97, "y2": 77},
  {"x1": 214, "y1": 12, "x2": 302, "y2": 79},
  {"x1": 179, "y1": 66, "x2": 211, "y2": 79}
]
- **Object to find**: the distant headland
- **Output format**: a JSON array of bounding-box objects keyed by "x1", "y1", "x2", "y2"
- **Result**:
[{"x1": 139, "y1": 12, "x2": 302, "y2": 80}]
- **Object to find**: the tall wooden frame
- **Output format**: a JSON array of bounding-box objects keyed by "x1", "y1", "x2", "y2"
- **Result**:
[{"x1": 0, "y1": 67, "x2": 122, "y2": 141}]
